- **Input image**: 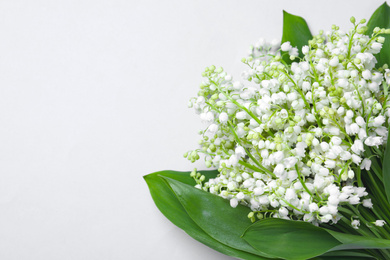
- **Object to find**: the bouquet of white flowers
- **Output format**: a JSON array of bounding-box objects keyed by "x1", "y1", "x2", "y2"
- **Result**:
[{"x1": 145, "y1": 3, "x2": 390, "y2": 259}]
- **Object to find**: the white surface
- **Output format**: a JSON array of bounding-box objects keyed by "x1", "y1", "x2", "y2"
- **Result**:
[{"x1": 0, "y1": 0, "x2": 386, "y2": 259}]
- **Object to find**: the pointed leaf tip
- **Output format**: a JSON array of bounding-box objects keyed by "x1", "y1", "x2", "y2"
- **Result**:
[
  {"x1": 366, "y1": 2, "x2": 390, "y2": 67},
  {"x1": 144, "y1": 170, "x2": 263, "y2": 260},
  {"x1": 281, "y1": 10, "x2": 312, "y2": 64}
]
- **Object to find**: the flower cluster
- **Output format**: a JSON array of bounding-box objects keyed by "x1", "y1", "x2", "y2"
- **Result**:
[{"x1": 185, "y1": 19, "x2": 390, "y2": 227}]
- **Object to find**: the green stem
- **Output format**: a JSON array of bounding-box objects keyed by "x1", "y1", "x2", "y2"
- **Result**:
[
  {"x1": 227, "y1": 121, "x2": 276, "y2": 178},
  {"x1": 294, "y1": 165, "x2": 321, "y2": 202},
  {"x1": 238, "y1": 160, "x2": 275, "y2": 178}
]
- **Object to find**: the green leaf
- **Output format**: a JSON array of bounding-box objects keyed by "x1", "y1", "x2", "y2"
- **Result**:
[
  {"x1": 144, "y1": 170, "x2": 264, "y2": 260},
  {"x1": 281, "y1": 10, "x2": 313, "y2": 64},
  {"x1": 242, "y1": 218, "x2": 340, "y2": 260},
  {"x1": 312, "y1": 251, "x2": 376, "y2": 260},
  {"x1": 146, "y1": 171, "x2": 390, "y2": 259},
  {"x1": 327, "y1": 230, "x2": 390, "y2": 250},
  {"x1": 383, "y1": 126, "x2": 390, "y2": 204},
  {"x1": 163, "y1": 176, "x2": 274, "y2": 259},
  {"x1": 366, "y1": 2, "x2": 390, "y2": 68},
  {"x1": 241, "y1": 217, "x2": 390, "y2": 259}
]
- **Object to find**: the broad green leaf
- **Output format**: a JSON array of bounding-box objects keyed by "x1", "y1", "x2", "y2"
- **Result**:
[
  {"x1": 312, "y1": 250, "x2": 376, "y2": 260},
  {"x1": 147, "y1": 171, "x2": 389, "y2": 259},
  {"x1": 383, "y1": 126, "x2": 390, "y2": 204},
  {"x1": 281, "y1": 10, "x2": 312, "y2": 64},
  {"x1": 366, "y1": 2, "x2": 390, "y2": 68},
  {"x1": 242, "y1": 218, "x2": 390, "y2": 259},
  {"x1": 163, "y1": 176, "x2": 274, "y2": 259},
  {"x1": 144, "y1": 170, "x2": 265, "y2": 260},
  {"x1": 327, "y1": 230, "x2": 390, "y2": 250},
  {"x1": 242, "y1": 218, "x2": 340, "y2": 260}
]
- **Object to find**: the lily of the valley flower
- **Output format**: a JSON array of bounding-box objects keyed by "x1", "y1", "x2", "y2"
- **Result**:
[{"x1": 185, "y1": 20, "x2": 390, "y2": 228}]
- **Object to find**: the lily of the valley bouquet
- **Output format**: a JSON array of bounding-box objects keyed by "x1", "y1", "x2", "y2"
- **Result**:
[{"x1": 145, "y1": 3, "x2": 390, "y2": 259}]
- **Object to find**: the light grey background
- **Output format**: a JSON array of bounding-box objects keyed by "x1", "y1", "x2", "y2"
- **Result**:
[{"x1": 0, "y1": 0, "x2": 386, "y2": 259}]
